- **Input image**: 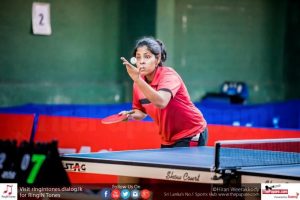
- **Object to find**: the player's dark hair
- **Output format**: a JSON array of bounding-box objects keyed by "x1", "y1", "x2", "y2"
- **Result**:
[{"x1": 132, "y1": 36, "x2": 167, "y2": 66}]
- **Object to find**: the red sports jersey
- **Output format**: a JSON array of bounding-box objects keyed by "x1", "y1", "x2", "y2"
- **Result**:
[{"x1": 132, "y1": 66, "x2": 207, "y2": 145}]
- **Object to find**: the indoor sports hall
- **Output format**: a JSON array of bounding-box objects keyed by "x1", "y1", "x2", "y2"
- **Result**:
[{"x1": 1, "y1": 1, "x2": 300, "y2": 200}]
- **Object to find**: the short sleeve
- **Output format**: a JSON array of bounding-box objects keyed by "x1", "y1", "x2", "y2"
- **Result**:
[
  {"x1": 132, "y1": 84, "x2": 145, "y2": 112},
  {"x1": 157, "y1": 70, "x2": 181, "y2": 98}
]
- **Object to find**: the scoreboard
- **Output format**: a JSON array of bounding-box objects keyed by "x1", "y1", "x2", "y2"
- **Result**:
[{"x1": 0, "y1": 140, "x2": 69, "y2": 186}]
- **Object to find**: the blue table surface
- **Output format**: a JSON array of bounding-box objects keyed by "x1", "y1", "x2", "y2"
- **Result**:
[
  {"x1": 63, "y1": 146, "x2": 300, "y2": 177},
  {"x1": 63, "y1": 146, "x2": 215, "y2": 170}
]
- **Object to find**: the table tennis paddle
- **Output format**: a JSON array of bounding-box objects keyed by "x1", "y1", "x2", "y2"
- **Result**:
[{"x1": 101, "y1": 110, "x2": 134, "y2": 124}]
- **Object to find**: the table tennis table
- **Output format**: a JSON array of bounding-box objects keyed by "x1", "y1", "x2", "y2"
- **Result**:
[{"x1": 61, "y1": 138, "x2": 300, "y2": 185}]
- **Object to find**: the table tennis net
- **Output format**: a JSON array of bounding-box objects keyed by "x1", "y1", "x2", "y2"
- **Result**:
[{"x1": 214, "y1": 138, "x2": 300, "y2": 171}]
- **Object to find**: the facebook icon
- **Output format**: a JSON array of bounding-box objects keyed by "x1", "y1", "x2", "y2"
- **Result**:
[{"x1": 100, "y1": 188, "x2": 111, "y2": 199}]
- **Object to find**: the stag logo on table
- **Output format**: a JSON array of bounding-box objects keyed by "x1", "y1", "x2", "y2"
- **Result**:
[
  {"x1": 63, "y1": 162, "x2": 86, "y2": 172},
  {"x1": 261, "y1": 183, "x2": 300, "y2": 200},
  {"x1": 0, "y1": 183, "x2": 18, "y2": 199}
]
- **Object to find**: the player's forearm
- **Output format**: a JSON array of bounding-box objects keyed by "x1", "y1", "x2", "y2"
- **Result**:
[{"x1": 134, "y1": 78, "x2": 168, "y2": 108}]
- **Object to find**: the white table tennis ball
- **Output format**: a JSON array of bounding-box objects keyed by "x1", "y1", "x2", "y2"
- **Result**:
[{"x1": 130, "y1": 57, "x2": 137, "y2": 65}]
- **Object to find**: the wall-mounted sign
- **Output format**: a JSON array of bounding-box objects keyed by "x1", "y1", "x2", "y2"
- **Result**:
[{"x1": 32, "y1": 2, "x2": 52, "y2": 35}]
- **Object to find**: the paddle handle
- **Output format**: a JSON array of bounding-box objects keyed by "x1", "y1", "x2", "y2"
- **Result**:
[{"x1": 125, "y1": 110, "x2": 135, "y2": 115}]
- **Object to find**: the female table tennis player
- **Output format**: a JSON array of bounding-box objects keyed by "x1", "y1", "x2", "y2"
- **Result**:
[{"x1": 120, "y1": 36, "x2": 208, "y2": 148}]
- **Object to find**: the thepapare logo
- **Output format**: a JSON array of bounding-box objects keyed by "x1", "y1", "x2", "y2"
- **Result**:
[
  {"x1": 262, "y1": 184, "x2": 287, "y2": 194},
  {"x1": 262, "y1": 183, "x2": 300, "y2": 200},
  {"x1": 64, "y1": 162, "x2": 86, "y2": 172}
]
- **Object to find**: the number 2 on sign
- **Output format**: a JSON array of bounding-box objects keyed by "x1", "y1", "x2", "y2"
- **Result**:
[
  {"x1": 38, "y1": 13, "x2": 44, "y2": 25},
  {"x1": 26, "y1": 154, "x2": 46, "y2": 184}
]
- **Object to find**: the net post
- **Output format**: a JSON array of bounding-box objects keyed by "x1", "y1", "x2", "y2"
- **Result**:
[{"x1": 214, "y1": 142, "x2": 221, "y2": 172}]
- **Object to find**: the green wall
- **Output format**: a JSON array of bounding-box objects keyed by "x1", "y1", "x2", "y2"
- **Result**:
[
  {"x1": 118, "y1": 0, "x2": 157, "y2": 102},
  {"x1": 0, "y1": 0, "x2": 156, "y2": 106},
  {"x1": 157, "y1": 0, "x2": 290, "y2": 103},
  {"x1": 284, "y1": 0, "x2": 300, "y2": 100},
  {"x1": 0, "y1": 0, "x2": 299, "y2": 106},
  {"x1": 0, "y1": 0, "x2": 122, "y2": 105}
]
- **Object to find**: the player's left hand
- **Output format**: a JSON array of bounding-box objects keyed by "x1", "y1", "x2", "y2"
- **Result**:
[{"x1": 121, "y1": 57, "x2": 140, "y2": 81}]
